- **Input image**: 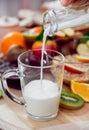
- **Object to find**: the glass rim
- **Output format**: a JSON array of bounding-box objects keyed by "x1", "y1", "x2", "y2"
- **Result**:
[{"x1": 18, "y1": 49, "x2": 65, "y2": 69}]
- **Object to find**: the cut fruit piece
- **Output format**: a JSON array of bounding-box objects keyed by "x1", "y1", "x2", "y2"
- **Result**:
[
  {"x1": 77, "y1": 44, "x2": 89, "y2": 57},
  {"x1": 64, "y1": 63, "x2": 85, "y2": 74},
  {"x1": 54, "y1": 31, "x2": 65, "y2": 39},
  {"x1": 0, "y1": 89, "x2": 3, "y2": 98},
  {"x1": 23, "y1": 26, "x2": 43, "y2": 42},
  {"x1": 23, "y1": 31, "x2": 38, "y2": 42},
  {"x1": 62, "y1": 28, "x2": 74, "y2": 37},
  {"x1": 28, "y1": 26, "x2": 42, "y2": 34},
  {"x1": 60, "y1": 90, "x2": 84, "y2": 110},
  {"x1": 71, "y1": 80, "x2": 89, "y2": 102},
  {"x1": 75, "y1": 55, "x2": 89, "y2": 63},
  {"x1": 86, "y1": 40, "x2": 89, "y2": 47}
]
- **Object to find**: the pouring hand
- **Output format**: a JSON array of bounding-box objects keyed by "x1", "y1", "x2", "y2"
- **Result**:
[{"x1": 60, "y1": 0, "x2": 89, "y2": 10}]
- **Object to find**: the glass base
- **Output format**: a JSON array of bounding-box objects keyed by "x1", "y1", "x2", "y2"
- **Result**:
[{"x1": 27, "y1": 112, "x2": 58, "y2": 121}]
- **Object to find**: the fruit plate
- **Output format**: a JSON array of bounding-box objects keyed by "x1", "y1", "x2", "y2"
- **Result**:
[{"x1": 1, "y1": 53, "x2": 89, "y2": 90}]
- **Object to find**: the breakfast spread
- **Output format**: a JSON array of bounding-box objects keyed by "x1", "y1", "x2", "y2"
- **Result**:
[
  {"x1": 0, "y1": 0, "x2": 88, "y2": 126},
  {"x1": 0, "y1": 10, "x2": 89, "y2": 112}
]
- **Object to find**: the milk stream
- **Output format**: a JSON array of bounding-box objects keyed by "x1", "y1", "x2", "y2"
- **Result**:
[{"x1": 40, "y1": 27, "x2": 50, "y2": 86}]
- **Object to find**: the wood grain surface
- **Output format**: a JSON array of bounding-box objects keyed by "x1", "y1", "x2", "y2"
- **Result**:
[{"x1": 0, "y1": 82, "x2": 89, "y2": 130}]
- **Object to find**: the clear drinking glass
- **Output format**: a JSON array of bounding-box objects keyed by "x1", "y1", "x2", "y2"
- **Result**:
[
  {"x1": 43, "y1": 0, "x2": 89, "y2": 36},
  {"x1": 1, "y1": 49, "x2": 64, "y2": 121}
]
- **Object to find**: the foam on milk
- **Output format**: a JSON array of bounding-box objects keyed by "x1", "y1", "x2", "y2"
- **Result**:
[{"x1": 23, "y1": 79, "x2": 60, "y2": 117}]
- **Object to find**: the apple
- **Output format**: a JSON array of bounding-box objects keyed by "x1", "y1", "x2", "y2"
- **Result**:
[
  {"x1": 45, "y1": 40, "x2": 58, "y2": 50},
  {"x1": 31, "y1": 41, "x2": 42, "y2": 56},
  {"x1": 64, "y1": 63, "x2": 85, "y2": 74},
  {"x1": 54, "y1": 28, "x2": 74, "y2": 39},
  {"x1": 54, "y1": 31, "x2": 65, "y2": 39},
  {"x1": 62, "y1": 28, "x2": 74, "y2": 37},
  {"x1": 77, "y1": 43, "x2": 89, "y2": 57},
  {"x1": 31, "y1": 40, "x2": 58, "y2": 56}
]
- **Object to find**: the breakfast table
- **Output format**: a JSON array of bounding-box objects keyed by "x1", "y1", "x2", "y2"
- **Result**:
[
  {"x1": 0, "y1": 81, "x2": 89, "y2": 130},
  {"x1": 0, "y1": 0, "x2": 89, "y2": 129}
]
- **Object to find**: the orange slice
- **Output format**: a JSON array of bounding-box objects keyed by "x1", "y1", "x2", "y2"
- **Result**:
[
  {"x1": 75, "y1": 55, "x2": 89, "y2": 63},
  {"x1": 71, "y1": 80, "x2": 89, "y2": 102}
]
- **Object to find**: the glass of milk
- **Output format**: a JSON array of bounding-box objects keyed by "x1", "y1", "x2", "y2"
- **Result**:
[{"x1": 1, "y1": 49, "x2": 64, "y2": 121}]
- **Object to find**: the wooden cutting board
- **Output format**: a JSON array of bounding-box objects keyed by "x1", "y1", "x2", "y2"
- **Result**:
[{"x1": 0, "y1": 82, "x2": 89, "y2": 130}]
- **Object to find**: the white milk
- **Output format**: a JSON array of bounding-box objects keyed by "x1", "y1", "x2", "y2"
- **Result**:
[
  {"x1": 40, "y1": 26, "x2": 50, "y2": 83},
  {"x1": 23, "y1": 79, "x2": 60, "y2": 117}
]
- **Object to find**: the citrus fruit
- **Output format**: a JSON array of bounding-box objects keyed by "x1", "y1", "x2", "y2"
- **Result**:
[
  {"x1": 71, "y1": 80, "x2": 89, "y2": 102},
  {"x1": 23, "y1": 26, "x2": 43, "y2": 41},
  {"x1": 75, "y1": 55, "x2": 89, "y2": 63},
  {"x1": 23, "y1": 26, "x2": 43, "y2": 48},
  {"x1": 0, "y1": 32, "x2": 26, "y2": 55}
]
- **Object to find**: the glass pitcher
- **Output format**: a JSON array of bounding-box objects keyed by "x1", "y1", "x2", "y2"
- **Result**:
[{"x1": 43, "y1": 0, "x2": 89, "y2": 36}]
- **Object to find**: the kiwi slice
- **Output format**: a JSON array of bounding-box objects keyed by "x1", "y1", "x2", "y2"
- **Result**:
[
  {"x1": 60, "y1": 90, "x2": 84, "y2": 110},
  {"x1": 0, "y1": 89, "x2": 3, "y2": 98}
]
